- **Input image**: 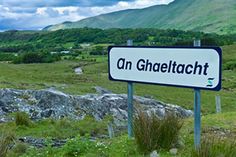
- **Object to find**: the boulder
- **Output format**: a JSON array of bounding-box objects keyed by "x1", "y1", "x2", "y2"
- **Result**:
[
  {"x1": 0, "y1": 88, "x2": 193, "y2": 126},
  {"x1": 94, "y1": 86, "x2": 113, "y2": 94},
  {"x1": 150, "y1": 150, "x2": 160, "y2": 157},
  {"x1": 18, "y1": 136, "x2": 67, "y2": 148}
]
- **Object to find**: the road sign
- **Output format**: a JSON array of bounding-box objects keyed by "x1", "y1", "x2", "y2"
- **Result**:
[{"x1": 108, "y1": 46, "x2": 222, "y2": 91}]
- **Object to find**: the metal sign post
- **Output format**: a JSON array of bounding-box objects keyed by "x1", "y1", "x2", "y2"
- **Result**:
[
  {"x1": 194, "y1": 39, "x2": 201, "y2": 149},
  {"x1": 127, "y1": 40, "x2": 133, "y2": 138},
  {"x1": 194, "y1": 89, "x2": 201, "y2": 149},
  {"x1": 215, "y1": 95, "x2": 221, "y2": 113},
  {"x1": 127, "y1": 82, "x2": 133, "y2": 138}
]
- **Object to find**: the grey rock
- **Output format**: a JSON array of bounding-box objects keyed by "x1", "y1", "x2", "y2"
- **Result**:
[
  {"x1": 18, "y1": 137, "x2": 67, "y2": 148},
  {"x1": 74, "y1": 67, "x2": 83, "y2": 75},
  {"x1": 0, "y1": 88, "x2": 193, "y2": 126},
  {"x1": 169, "y1": 148, "x2": 178, "y2": 155},
  {"x1": 150, "y1": 150, "x2": 160, "y2": 157},
  {"x1": 19, "y1": 137, "x2": 45, "y2": 148},
  {"x1": 175, "y1": 139, "x2": 185, "y2": 148},
  {"x1": 94, "y1": 86, "x2": 113, "y2": 94}
]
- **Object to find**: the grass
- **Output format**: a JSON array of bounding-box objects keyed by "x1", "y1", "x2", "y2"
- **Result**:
[
  {"x1": 191, "y1": 137, "x2": 236, "y2": 157},
  {"x1": 0, "y1": 111, "x2": 235, "y2": 156},
  {"x1": 15, "y1": 112, "x2": 32, "y2": 127},
  {"x1": 177, "y1": 111, "x2": 236, "y2": 157},
  {"x1": 7, "y1": 142, "x2": 28, "y2": 157},
  {"x1": 0, "y1": 115, "x2": 111, "y2": 139},
  {"x1": 133, "y1": 109, "x2": 183, "y2": 154},
  {"x1": 20, "y1": 135, "x2": 142, "y2": 157},
  {"x1": 0, "y1": 130, "x2": 15, "y2": 157}
]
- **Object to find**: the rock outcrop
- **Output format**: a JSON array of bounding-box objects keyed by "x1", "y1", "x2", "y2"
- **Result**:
[{"x1": 0, "y1": 88, "x2": 193, "y2": 126}]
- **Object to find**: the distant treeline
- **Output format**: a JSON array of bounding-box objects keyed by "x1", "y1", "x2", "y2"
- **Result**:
[
  {"x1": 0, "y1": 28, "x2": 235, "y2": 54},
  {"x1": 12, "y1": 52, "x2": 61, "y2": 64}
]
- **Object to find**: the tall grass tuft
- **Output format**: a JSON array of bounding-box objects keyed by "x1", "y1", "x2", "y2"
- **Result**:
[
  {"x1": 133, "y1": 109, "x2": 183, "y2": 154},
  {"x1": 15, "y1": 112, "x2": 32, "y2": 127},
  {"x1": 191, "y1": 136, "x2": 236, "y2": 157},
  {"x1": 7, "y1": 142, "x2": 28, "y2": 157},
  {"x1": 0, "y1": 130, "x2": 15, "y2": 157}
]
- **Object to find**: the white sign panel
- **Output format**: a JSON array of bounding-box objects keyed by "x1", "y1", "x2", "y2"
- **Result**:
[{"x1": 108, "y1": 46, "x2": 222, "y2": 91}]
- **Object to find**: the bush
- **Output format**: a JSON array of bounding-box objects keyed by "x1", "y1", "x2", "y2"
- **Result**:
[
  {"x1": 21, "y1": 52, "x2": 42, "y2": 63},
  {"x1": 107, "y1": 135, "x2": 140, "y2": 157},
  {"x1": 7, "y1": 142, "x2": 28, "y2": 157},
  {"x1": 0, "y1": 130, "x2": 15, "y2": 157},
  {"x1": 20, "y1": 142, "x2": 60, "y2": 157},
  {"x1": 0, "y1": 53, "x2": 16, "y2": 61},
  {"x1": 15, "y1": 112, "x2": 32, "y2": 127},
  {"x1": 62, "y1": 134, "x2": 95, "y2": 156},
  {"x1": 13, "y1": 52, "x2": 60, "y2": 64},
  {"x1": 191, "y1": 136, "x2": 236, "y2": 157},
  {"x1": 77, "y1": 115, "x2": 110, "y2": 136},
  {"x1": 89, "y1": 46, "x2": 107, "y2": 55},
  {"x1": 133, "y1": 109, "x2": 183, "y2": 154}
]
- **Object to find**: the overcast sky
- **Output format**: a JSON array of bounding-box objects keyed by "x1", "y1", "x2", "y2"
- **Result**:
[{"x1": 0, "y1": 0, "x2": 174, "y2": 31}]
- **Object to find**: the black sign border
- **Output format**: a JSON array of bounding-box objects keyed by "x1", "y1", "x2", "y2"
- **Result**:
[{"x1": 108, "y1": 46, "x2": 222, "y2": 91}]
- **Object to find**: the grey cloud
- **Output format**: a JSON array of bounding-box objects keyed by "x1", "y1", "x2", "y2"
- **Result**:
[
  {"x1": 44, "y1": 8, "x2": 60, "y2": 17},
  {"x1": 2, "y1": 0, "x2": 135, "y2": 8},
  {"x1": 10, "y1": 7, "x2": 37, "y2": 13},
  {"x1": 0, "y1": 0, "x2": 173, "y2": 31},
  {"x1": 77, "y1": 7, "x2": 95, "y2": 17}
]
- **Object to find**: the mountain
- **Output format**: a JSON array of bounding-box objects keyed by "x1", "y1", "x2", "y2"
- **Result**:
[{"x1": 44, "y1": 0, "x2": 236, "y2": 34}]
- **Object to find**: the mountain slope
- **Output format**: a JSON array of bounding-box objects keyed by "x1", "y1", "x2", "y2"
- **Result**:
[{"x1": 45, "y1": 0, "x2": 236, "y2": 34}]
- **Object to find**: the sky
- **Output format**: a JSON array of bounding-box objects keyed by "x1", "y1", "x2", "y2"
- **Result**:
[{"x1": 0, "y1": 0, "x2": 174, "y2": 31}]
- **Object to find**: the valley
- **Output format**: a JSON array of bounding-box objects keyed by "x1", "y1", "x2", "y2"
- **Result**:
[{"x1": 0, "y1": 28, "x2": 236, "y2": 156}]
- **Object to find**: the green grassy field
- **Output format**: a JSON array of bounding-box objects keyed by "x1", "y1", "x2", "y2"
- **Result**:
[{"x1": 0, "y1": 43, "x2": 236, "y2": 156}]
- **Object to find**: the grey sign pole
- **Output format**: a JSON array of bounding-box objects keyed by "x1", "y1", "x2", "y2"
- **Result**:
[
  {"x1": 194, "y1": 39, "x2": 201, "y2": 149},
  {"x1": 127, "y1": 40, "x2": 134, "y2": 138},
  {"x1": 215, "y1": 95, "x2": 221, "y2": 113}
]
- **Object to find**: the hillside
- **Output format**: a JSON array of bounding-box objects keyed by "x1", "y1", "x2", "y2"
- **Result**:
[{"x1": 44, "y1": 0, "x2": 236, "y2": 34}]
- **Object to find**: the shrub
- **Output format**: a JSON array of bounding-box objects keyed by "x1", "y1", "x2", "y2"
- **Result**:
[
  {"x1": 7, "y1": 142, "x2": 28, "y2": 157},
  {"x1": 13, "y1": 52, "x2": 60, "y2": 64},
  {"x1": 62, "y1": 134, "x2": 95, "y2": 156},
  {"x1": 133, "y1": 109, "x2": 183, "y2": 154},
  {"x1": 108, "y1": 135, "x2": 140, "y2": 157},
  {"x1": 76, "y1": 115, "x2": 110, "y2": 137},
  {"x1": 21, "y1": 52, "x2": 43, "y2": 63},
  {"x1": 56, "y1": 118, "x2": 72, "y2": 129},
  {"x1": 89, "y1": 46, "x2": 107, "y2": 55},
  {"x1": 15, "y1": 112, "x2": 32, "y2": 127},
  {"x1": 191, "y1": 136, "x2": 236, "y2": 157},
  {"x1": 20, "y1": 143, "x2": 61, "y2": 157},
  {"x1": 0, "y1": 130, "x2": 15, "y2": 157},
  {"x1": 0, "y1": 53, "x2": 16, "y2": 61}
]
